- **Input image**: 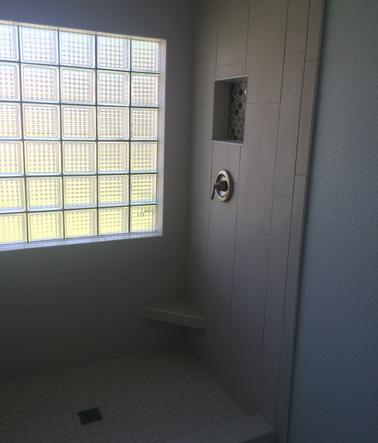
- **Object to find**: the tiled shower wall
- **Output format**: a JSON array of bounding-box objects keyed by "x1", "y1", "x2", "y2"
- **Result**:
[
  {"x1": 187, "y1": 0, "x2": 324, "y2": 441},
  {"x1": 0, "y1": 0, "x2": 193, "y2": 379}
]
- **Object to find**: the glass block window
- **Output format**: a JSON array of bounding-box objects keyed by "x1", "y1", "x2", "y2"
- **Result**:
[{"x1": 0, "y1": 21, "x2": 163, "y2": 247}]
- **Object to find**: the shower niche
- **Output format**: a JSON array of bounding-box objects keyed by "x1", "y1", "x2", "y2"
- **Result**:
[{"x1": 212, "y1": 77, "x2": 248, "y2": 143}]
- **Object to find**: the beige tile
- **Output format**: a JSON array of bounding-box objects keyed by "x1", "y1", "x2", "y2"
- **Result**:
[
  {"x1": 216, "y1": 0, "x2": 250, "y2": 78},
  {"x1": 285, "y1": 0, "x2": 310, "y2": 53},
  {"x1": 274, "y1": 51, "x2": 306, "y2": 197},
  {"x1": 296, "y1": 59, "x2": 320, "y2": 175},
  {"x1": 306, "y1": 0, "x2": 325, "y2": 60},
  {"x1": 247, "y1": 0, "x2": 288, "y2": 103},
  {"x1": 238, "y1": 103, "x2": 280, "y2": 232}
]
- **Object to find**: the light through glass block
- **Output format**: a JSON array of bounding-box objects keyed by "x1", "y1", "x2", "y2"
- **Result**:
[
  {"x1": 98, "y1": 142, "x2": 128, "y2": 174},
  {"x1": 131, "y1": 108, "x2": 157, "y2": 140},
  {"x1": 0, "y1": 62, "x2": 20, "y2": 100},
  {"x1": 130, "y1": 142, "x2": 157, "y2": 172},
  {"x1": 99, "y1": 207, "x2": 128, "y2": 235},
  {"x1": 65, "y1": 209, "x2": 96, "y2": 238},
  {"x1": 22, "y1": 64, "x2": 59, "y2": 102},
  {"x1": 61, "y1": 68, "x2": 95, "y2": 104},
  {"x1": 98, "y1": 175, "x2": 128, "y2": 207},
  {"x1": 28, "y1": 211, "x2": 63, "y2": 241},
  {"x1": 27, "y1": 177, "x2": 62, "y2": 211},
  {"x1": 20, "y1": 26, "x2": 58, "y2": 64},
  {"x1": 0, "y1": 178, "x2": 25, "y2": 212},
  {"x1": 0, "y1": 214, "x2": 26, "y2": 244},
  {"x1": 97, "y1": 36, "x2": 130, "y2": 70},
  {"x1": 98, "y1": 107, "x2": 129, "y2": 140},
  {"x1": 0, "y1": 24, "x2": 19, "y2": 61},
  {"x1": 130, "y1": 205, "x2": 156, "y2": 233},
  {"x1": 130, "y1": 174, "x2": 156, "y2": 204},
  {"x1": 63, "y1": 142, "x2": 96, "y2": 174},
  {"x1": 64, "y1": 176, "x2": 96, "y2": 208},
  {"x1": 23, "y1": 104, "x2": 60, "y2": 139},
  {"x1": 0, "y1": 103, "x2": 21, "y2": 139},
  {"x1": 131, "y1": 74, "x2": 158, "y2": 107},
  {"x1": 97, "y1": 70, "x2": 129, "y2": 105},
  {"x1": 25, "y1": 141, "x2": 61, "y2": 175},
  {"x1": 131, "y1": 40, "x2": 159, "y2": 72},
  {"x1": 59, "y1": 31, "x2": 95, "y2": 68},
  {"x1": 62, "y1": 106, "x2": 96, "y2": 139},
  {"x1": 0, "y1": 142, "x2": 23, "y2": 176}
]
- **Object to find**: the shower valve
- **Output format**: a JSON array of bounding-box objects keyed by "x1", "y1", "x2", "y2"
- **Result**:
[{"x1": 210, "y1": 170, "x2": 233, "y2": 202}]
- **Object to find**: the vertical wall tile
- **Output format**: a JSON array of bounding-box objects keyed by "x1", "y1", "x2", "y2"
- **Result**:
[
  {"x1": 47, "y1": 273, "x2": 99, "y2": 369},
  {"x1": 276, "y1": 278, "x2": 299, "y2": 442},
  {"x1": 285, "y1": 0, "x2": 310, "y2": 53},
  {"x1": 247, "y1": 0, "x2": 288, "y2": 103},
  {"x1": 238, "y1": 103, "x2": 280, "y2": 232},
  {"x1": 274, "y1": 51, "x2": 305, "y2": 197},
  {"x1": 193, "y1": 0, "x2": 218, "y2": 107},
  {"x1": 211, "y1": 142, "x2": 241, "y2": 183},
  {"x1": 305, "y1": 0, "x2": 325, "y2": 60},
  {"x1": 287, "y1": 175, "x2": 308, "y2": 282},
  {"x1": 260, "y1": 194, "x2": 293, "y2": 424},
  {"x1": 232, "y1": 223, "x2": 269, "y2": 349},
  {"x1": 296, "y1": 59, "x2": 320, "y2": 176},
  {"x1": 216, "y1": 0, "x2": 250, "y2": 79}
]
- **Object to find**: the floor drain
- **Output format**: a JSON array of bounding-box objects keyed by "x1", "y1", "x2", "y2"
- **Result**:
[{"x1": 78, "y1": 407, "x2": 103, "y2": 425}]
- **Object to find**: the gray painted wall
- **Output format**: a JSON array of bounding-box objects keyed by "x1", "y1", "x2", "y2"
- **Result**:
[
  {"x1": 289, "y1": 1, "x2": 378, "y2": 442},
  {"x1": 0, "y1": 0, "x2": 193, "y2": 379}
]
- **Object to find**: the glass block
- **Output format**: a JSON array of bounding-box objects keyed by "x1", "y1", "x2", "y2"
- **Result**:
[
  {"x1": 20, "y1": 26, "x2": 58, "y2": 64},
  {"x1": 63, "y1": 142, "x2": 96, "y2": 174},
  {"x1": 65, "y1": 209, "x2": 96, "y2": 238},
  {"x1": 130, "y1": 142, "x2": 157, "y2": 172},
  {"x1": 23, "y1": 104, "x2": 60, "y2": 139},
  {"x1": 0, "y1": 142, "x2": 23, "y2": 176},
  {"x1": 97, "y1": 36, "x2": 130, "y2": 70},
  {"x1": 131, "y1": 108, "x2": 157, "y2": 140},
  {"x1": 98, "y1": 107, "x2": 129, "y2": 140},
  {"x1": 130, "y1": 174, "x2": 156, "y2": 204},
  {"x1": 0, "y1": 25, "x2": 19, "y2": 61},
  {"x1": 97, "y1": 70, "x2": 129, "y2": 106},
  {"x1": 61, "y1": 68, "x2": 95, "y2": 104},
  {"x1": 0, "y1": 63, "x2": 20, "y2": 100},
  {"x1": 62, "y1": 106, "x2": 96, "y2": 140},
  {"x1": 131, "y1": 40, "x2": 159, "y2": 72},
  {"x1": 0, "y1": 103, "x2": 21, "y2": 139},
  {"x1": 0, "y1": 214, "x2": 26, "y2": 244},
  {"x1": 59, "y1": 31, "x2": 95, "y2": 68},
  {"x1": 131, "y1": 74, "x2": 158, "y2": 107},
  {"x1": 22, "y1": 64, "x2": 59, "y2": 102},
  {"x1": 25, "y1": 141, "x2": 61, "y2": 175},
  {"x1": 64, "y1": 176, "x2": 96, "y2": 208},
  {"x1": 98, "y1": 142, "x2": 129, "y2": 174},
  {"x1": 28, "y1": 211, "x2": 63, "y2": 241},
  {"x1": 0, "y1": 178, "x2": 25, "y2": 212},
  {"x1": 98, "y1": 175, "x2": 128, "y2": 207},
  {"x1": 99, "y1": 207, "x2": 128, "y2": 235},
  {"x1": 130, "y1": 205, "x2": 156, "y2": 233},
  {"x1": 27, "y1": 177, "x2": 62, "y2": 211}
]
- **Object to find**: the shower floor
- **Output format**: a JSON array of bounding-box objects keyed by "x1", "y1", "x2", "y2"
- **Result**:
[{"x1": 0, "y1": 347, "x2": 245, "y2": 443}]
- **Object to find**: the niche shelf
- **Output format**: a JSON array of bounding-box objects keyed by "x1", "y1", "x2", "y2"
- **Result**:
[
  {"x1": 143, "y1": 299, "x2": 206, "y2": 330},
  {"x1": 212, "y1": 77, "x2": 248, "y2": 144}
]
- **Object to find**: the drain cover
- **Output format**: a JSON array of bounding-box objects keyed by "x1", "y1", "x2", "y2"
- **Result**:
[{"x1": 78, "y1": 407, "x2": 102, "y2": 425}]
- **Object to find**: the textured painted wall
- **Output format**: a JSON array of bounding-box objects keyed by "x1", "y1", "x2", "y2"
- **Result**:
[
  {"x1": 289, "y1": 1, "x2": 378, "y2": 442},
  {"x1": 0, "y1": 0, "x2": 193, "y2": 379}
]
